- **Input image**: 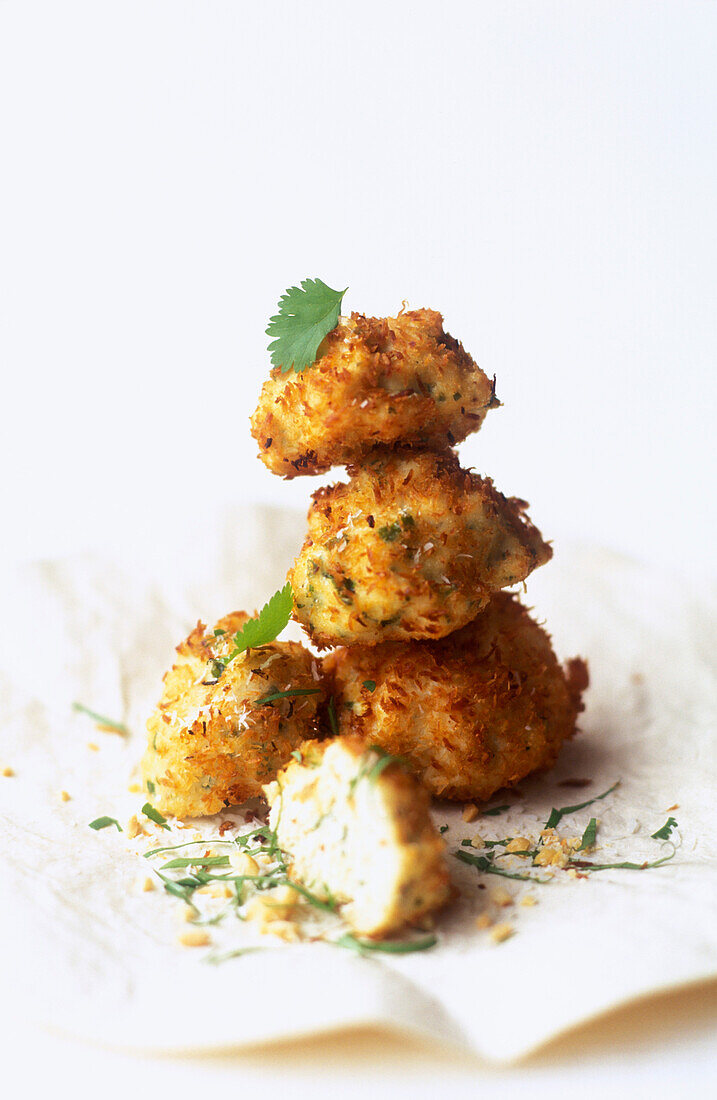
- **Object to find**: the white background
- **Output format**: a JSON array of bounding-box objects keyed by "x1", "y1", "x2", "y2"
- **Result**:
[
  {"x1": 1, "y1": 1, "x2": 716, "y2": 1095},
  {"x1": 1, "y1": 0, "x2": 715, "y2": 576}
]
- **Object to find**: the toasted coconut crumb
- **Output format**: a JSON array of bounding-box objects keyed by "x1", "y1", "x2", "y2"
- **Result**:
[
  {"x1": 141, "y1": 876, "x2": 156, "y2": 892},
  {"x1": 470, "y1": 835, "x2": 485, "y2": 849},
  {"x1": 126, "y1": 814, "x2": 148, "y2": 839},
  {"x1": 475, "y1": 913, "x2": 493, "y2": 930},
  {"x1": 87, "y1": 743, "x2": 99, "y2": 752},
  {"x1": 127, "y1": 782, "x2": 142, "y2": 793},
  {"x1": 490, "y1": 922, "x2": 515, "y2": 944},
  {"x1": 178, "y1": 930, "x2": 210, "y2": 947},
  {"x1": 2, "y1": 766, "x2": 14, "y2": 777},
  {"x1": 229, "y1": 851, "x2": 260, "y2": 876},
  {"x1": 520, "y1": 894, "x2": 537, "y2": 907},
  {"x1": 462, "y1": 804, "x2": 479, "y2": 823},
  {"x1": 58, "y1": 789, "x2": 71, "y2": 802},
  {"x1": 505, "y1": 836, "x2": 532, "y2": 854},
  {"x1": 490, "y1": 886, "x2": 514, "y2": 908}
]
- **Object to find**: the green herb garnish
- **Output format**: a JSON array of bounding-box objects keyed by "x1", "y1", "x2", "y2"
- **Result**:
[
  {"x1": 146, "y1": 779, "x2": 156, "y2": 795},
  {"x1": 651, "y1": 817, "x2": 678, "y2": 841},
  {"x1": 362, "y1": 680, "x2": 376, "y2": 692},
  {"x1": 455, "y1": 849, "x2": 552, "y2": 883},
  {"x1": 578, "y1": 817, "x2": 597, "y2": 851},
  {"x1": 266, "y1": 278, "x2": 347, "y2": 373},
  {"x1": 88, "y1": 816, "x2": 123, "y2": 832},
  {"x1": 481, "y1": 804, "x2": 511, "y2": 817},
  {"x1": 570, "y1": 853, "x2": 676, "y2": 872},
  {"x1": 252, "y1": 688, "x2": 320, "y2": 707},
  {"x1": 544, "y1": 781, "x2": 619, "y2": 829},
  {"x1": 205, "y1": 947, "x2": 262, "y2": 965},
  {"x1": 142, "y1": 802, "x2": 171, "y2": 830},
  {"x1": 327, "y1": 696, "x2": 339, "y2": 735},
  {"x1": 290, "y1": 749, "x2": 304, "y2": 763},
  {"x1": 72, "y1": 702, "x2": 127, "y2": 735},
  {"x1": 335, "y1": 933, "x2": 438, "y2": 956}
]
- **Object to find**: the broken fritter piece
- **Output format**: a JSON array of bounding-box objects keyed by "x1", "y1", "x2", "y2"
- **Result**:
[
  {"x1": 289, "y1": 448, "x2": 552, "y2": 646},
  {"x1": 264, "y1": 736, "x2": 451, "y2": 937},
  {"x1": 142, "y1": 611, "x2": 325, "y2": 818},
  {"x1": 251, "y1": 308, "x2": 498, "y2": 477},
  {"x1": 323, "y1": 593, "x2": 588, "y2": 802}
]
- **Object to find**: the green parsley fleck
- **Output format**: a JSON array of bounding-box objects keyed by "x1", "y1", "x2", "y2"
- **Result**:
[
  {"x1": 362, "y1": 680, "x2": 376, "y2": 692},
  {"x1": 651, "y1": 817, "x2": 678, "y2": 841},
  {"x1": 142, "y1": 802, "x2": 171, "y2": 830}
]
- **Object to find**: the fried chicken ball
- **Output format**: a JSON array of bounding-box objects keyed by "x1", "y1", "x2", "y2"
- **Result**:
[
  {"x1": 322, "y1": 593, "x2": 588, "y2": 802},
  {"x1": 251, "y1": 308, "x2": 498, "y2": 478},
  {"x1": 142, "y1": 612, "x2": 324, "y2": 818},
  {"x1": 264, "y1": 735, "x2": 451, "y2": 937},
  {"x1": 289, "y1": 449, "x2": 552, "y2": 647}
]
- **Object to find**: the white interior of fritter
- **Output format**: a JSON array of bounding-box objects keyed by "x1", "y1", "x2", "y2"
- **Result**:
[{"x1": 268, "y1": 743, "x2": 404, "y2": 935}]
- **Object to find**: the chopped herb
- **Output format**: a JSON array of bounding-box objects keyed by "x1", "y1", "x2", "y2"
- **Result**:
[
  {"x1": 327, "y1": 696, "x2": 339, "y2": 736},
  {"x1": 482, "y1": 804, "x2": 511, "y2": 817},
  {"x1": 377, "y1": 521, "x2": 402, "y2": 542},
  {"x1": 455, "y1": 849, "x2": 552, "y2": 883},
  {"x1": 252, "y1": 688, "x2": 321, "y2": 706},
  {"x1": 266, "y1": 278, "x2": 347, "y2": 373},
  {"x1": 161, "y1": 855, "x2": 231, "y2": 870},
  {"x1": 213, "y1": 628, "x2": 226, "y2": 636},
  {"x1": 362, "y1": 680, "x2": 376, "y2": 692},
  {"x1": 400, "y1": 513, "x2": 415, "y2": 529},
  {"x1": 208, "y1": 658, "x2": 226, "y2": 679},
  {"x1": 349, "y1": 747, "x2": 404, "y2": 793},
  {"x1": 335, "y1": 933, "x2": 438, "y2": 956},
  {"x1": 72, "y1": 702, "x2": 127, "y2": 735},
  {"x1": 146, "y1": 779, "x2": 156, "y2": 795},
  {"x1": 290, "y1": 750, "x2": 303, "y2": 763},
  {"x1": 569, "y1": 853, "x2": 676, "y2": 872},
  {"x1": 286, "y1": 881, "x2": 337, "y2": 913},
  {"x1": 205, "y1": 947, "x2": 262, "y2": 965},
  {"x1": 142, "y1": 802, "x2": 171, "y2": 830},
  {"x1": 579, "y1": 817, "x2": 598, "y2": 851},
  {"x1": 544, "y1": 781, "x2": 619, "y2": 829},
  {"x1": 651, "y1": 817, "x2": 678, "y2": 841},
  {"x1": 439, "y1": 825, "x2": 449, "y2": 834},
  {"x1": 88, "y1": 816, "x2": 122, "y2": 832}
]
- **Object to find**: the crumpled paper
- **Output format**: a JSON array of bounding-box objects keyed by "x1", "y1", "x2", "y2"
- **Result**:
[{"x1": 1, "y1": 505, "x2": 715, "y2": 1062}]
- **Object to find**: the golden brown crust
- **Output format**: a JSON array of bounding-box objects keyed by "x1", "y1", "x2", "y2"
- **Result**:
[
  {"x1": 289, "y1": 449, "x2": 552, "y2": 647},
  {"x1": 251, "y1": 308, "x2": 498, "y2": 477},
  {"x1": 141, "y1": 611, "x2": 325, "y2": 817},
  {"x1": 323, "y1": 593, "x2": 588, "y2": 802}
]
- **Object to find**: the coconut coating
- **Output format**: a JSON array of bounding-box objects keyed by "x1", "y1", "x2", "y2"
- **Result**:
[
  {"x1": 323, "y1": 594, "x2": 589, "y2": 802},
  {"x1": 264, "y1": 736, "x2": 451, "y2": 937},
  {"x1": 251, "y1": 308, "x2": 498, "y2": 478},
  {"x1": 142, "y1": 611, "x2": 324, "y2": 818},
  {"x1": 289, "y1": 449, "x2": 552, "y2": 647}
]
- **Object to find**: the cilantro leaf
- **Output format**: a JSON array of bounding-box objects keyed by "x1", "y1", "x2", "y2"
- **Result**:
[
  {"x1": 651, "y1": 816, "x2": 678, "y2": 841},
  {"x1": 226, "y1": 583, "x2": 293, "y2": 661},
  {"x1": 266, "y1": 278, "x2": 347, "y2": 373}
]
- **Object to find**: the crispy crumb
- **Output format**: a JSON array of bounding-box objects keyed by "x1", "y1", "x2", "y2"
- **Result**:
[
  {"x1": 2, "y1": 766, "x2": 15, "y2": 777},
  {"x1": 505, "y1": 836, "x2": 532, "y2": 854},
  {"x1": 490, "y1": 886, "x2": 514, "y2": 908},
  {"x1": 58, "y1": 790, "x2": 71, "y2": 802},
  {"x1": 141, "y1": 876, "x2": 156, "y2": 892},
  {"x1": 666, "y1": 804, "x2": 679, "y2": 811},
  {"x1": 126, "y1": 814, "x2": 148, "y2": 839},
  {"x1": 229, "y1": 851, "x2": 260, "y2": 876},
  {"x1": 475, "y1": 913, "x2": 493, "y2": 930},
  {"x1": 470, "y1": 834, "x2": 485, "y2": 849},
  {"x1": 462, "y1": 804, "x2": 479, "y2": 823},
  {"x1": 87, "y1": 743, "x2": 99, "y2": 752},
  {"x1": 520, "y1": 894, "x2": 537, "y2": 907},
  {"x1": 178, "y1": 904, "x2": 196, "y2": 923},
  {"x1": 127, "y1": 782, "x2": 142, "y2": 794},
  {"x1": 178, "y1": 930, "x2": 210, "y2": 947},
  {"x1": 490, "y1": 922, "x2": 514, "y2": 944}
]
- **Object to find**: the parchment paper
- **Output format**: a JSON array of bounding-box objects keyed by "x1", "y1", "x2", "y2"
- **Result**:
[{"x1": 1, "y1": 506, "x2": 715, "y2": 1062}]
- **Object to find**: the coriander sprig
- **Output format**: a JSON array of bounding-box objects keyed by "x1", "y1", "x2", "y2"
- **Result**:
[
  {"x1": 211, "y1": 584, "x2": 294, "y2": 679},
  {"x1": 266, "y1": 278, "x2": 347, "y2": 373}
]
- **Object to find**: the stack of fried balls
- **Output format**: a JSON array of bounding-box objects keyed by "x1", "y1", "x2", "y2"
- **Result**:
[{"x1": 251, "y1": 307, "x2": 588, "y2": 803}]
